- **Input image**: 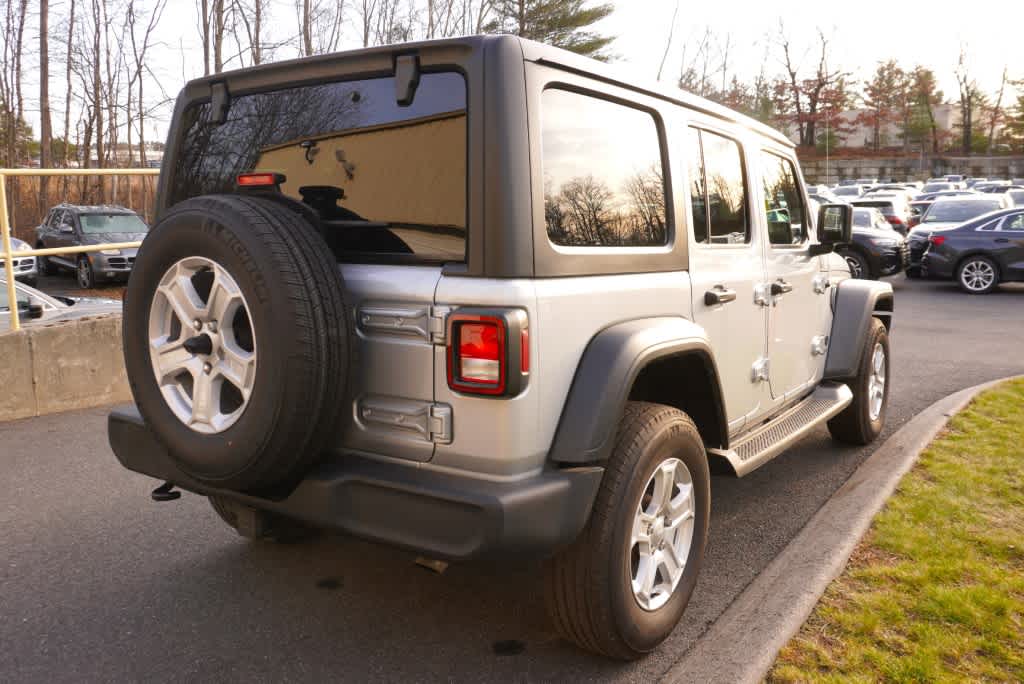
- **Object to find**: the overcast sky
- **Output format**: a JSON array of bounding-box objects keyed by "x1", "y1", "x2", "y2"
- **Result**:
[{"x1": 18, "y1": 0, "x2": 1023, "y2": 143}]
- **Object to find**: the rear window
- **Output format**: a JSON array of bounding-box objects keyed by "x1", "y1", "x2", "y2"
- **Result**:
[
  {"x1": 541, "y1": 88, "x2": 667, "y2": 248},
  {"x1": 922, "y1": 183, "x2": 953, "y2": 193},
  {"x1": 853, "y1": 201, "x2": 895, "y2": 213},
  {"x1": 923, "y1": 200, "x2": 1001, "y2": 223},
  {"x1": 171, "y1": 72, "x2": 467, "y2": 263}
]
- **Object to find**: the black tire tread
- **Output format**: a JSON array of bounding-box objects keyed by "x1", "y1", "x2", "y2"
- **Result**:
[
  {"x1": 828, "y1": 318, "x2": 887, "y2": 444},
  {"x1": 545, "y1": 401, "x2": 701, "y2": 660}
]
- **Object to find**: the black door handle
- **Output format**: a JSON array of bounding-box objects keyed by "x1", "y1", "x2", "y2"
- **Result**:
[
  {"x1": 704, "y1": 287, "x2": 737, "y2": 306},
  {"x1": 994, "y1": 238, "x2": 1010, "y2": 243},
  {"x1": 770, "y1": 280, "x2": 793, "y2": 296}
]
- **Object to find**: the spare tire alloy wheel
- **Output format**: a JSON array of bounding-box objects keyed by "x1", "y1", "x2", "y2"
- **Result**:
[
  {"x1": 631, "y1": 458, "x2": 696, "y2": 611},
  {"x1": 149, "y1": 256, "x2": 256, "y2": 434},
  {"x1": 123, "y1": 194, "x2": 350, "y2": 493}
]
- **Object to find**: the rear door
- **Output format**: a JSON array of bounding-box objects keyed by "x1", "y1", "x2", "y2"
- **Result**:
[
  {"x1": 995, "y1": 211, "x2": 1024, "y2": 279},
  {"x1": 686, "y1": 125, "x2": 768, "y2": 434},
  {"x1": 759, "y1": 149, "x2": 829, "y2": 402}
]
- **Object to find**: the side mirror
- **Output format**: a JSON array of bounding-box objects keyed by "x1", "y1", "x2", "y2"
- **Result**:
[
  {"x1": 811, "y1": 203, "x2": 852, "y2": 255},
  {"x1": 18, "y1": 298, "x2": 44, "y2": 319},
  {"x1": 60, "y1": 222, "x2": 74, "y2": 233}
]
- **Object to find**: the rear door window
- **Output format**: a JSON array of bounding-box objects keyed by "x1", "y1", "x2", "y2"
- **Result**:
[
  {"x1": 541, "y1": 88, "x2": 667, "y2": 247},
  {"x1": 686, "y1": 128, "x2": 748, "y2": 244},
  {"x1": 172, "y1": 72, "x2": 468, "y2": 263}
]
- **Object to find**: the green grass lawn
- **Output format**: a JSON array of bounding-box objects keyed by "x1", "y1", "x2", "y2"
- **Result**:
[{"x1": 770, "y1": 378, "x2": 1024, "y2": 683}]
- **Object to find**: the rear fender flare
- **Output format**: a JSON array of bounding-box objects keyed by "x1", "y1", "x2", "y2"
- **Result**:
[{"x1": 547, "y1": 317, "x2": 725, "y2": 465}]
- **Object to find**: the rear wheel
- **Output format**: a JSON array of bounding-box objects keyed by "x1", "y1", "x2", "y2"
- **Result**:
[
  {"x1": 956, "y1": 255, "x2": 999, "y2": 294},
  {"x1": 544, "y1": 402, "x2": 710, "y2": 660}
]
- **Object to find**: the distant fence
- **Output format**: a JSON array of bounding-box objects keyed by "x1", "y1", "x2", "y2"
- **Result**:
[{"x1": 0, "y1": 168, "x2": 160, "y2": 331}]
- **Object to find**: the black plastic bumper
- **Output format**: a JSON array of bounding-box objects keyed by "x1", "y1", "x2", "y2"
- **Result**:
[{"x1": 108, "y1": 406, "x2": 603, "y2": 561}]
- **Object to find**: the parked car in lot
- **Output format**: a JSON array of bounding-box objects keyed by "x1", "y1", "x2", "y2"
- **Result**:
[
  {"x1": 105, "y1": 35, "x2": 893, "y2": 660},
  {"x1": 0, "y1": 235, "x2": 38, "y2": 286},
  {"x1": 833, "y1": 184, "x2": 868, "y2": 200},
  {"x1": 0, "y1": 277, "x2": 121, "y2": 332},
  {"x1": 906, "y1": 195, "x2": 1010, "y2": 276},
  {"x1": 921, "y1": 207, "x2": 1024, "y2": 294},
  {"x1": 1008, "y1": 189, "x2": 1024, "y2": 205},
  {"x1": 850, "y1": 194, "x2": 913, "y2": 234},
  {"x1": 35, "y1": 204, "x2": 149, "y2": 288},
  {"x1": 964, "y1": 177, "x2": 987, "y2": 188},
  {"x1": 837, "y1": 208, "x2": 908, "y2": 280},
  {"x1": 922, "y1": 181, "x2": 955, "y2": 193}
]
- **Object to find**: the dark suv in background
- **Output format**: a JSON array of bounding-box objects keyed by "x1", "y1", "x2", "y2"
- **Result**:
[{"x1": 35, "y1": 204, "x2": 149, "y2": 288}]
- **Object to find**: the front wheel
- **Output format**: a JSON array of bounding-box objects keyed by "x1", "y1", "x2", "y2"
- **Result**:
[
  {"x1": 544, "y1": 402, "x2": 710, "y2": 660},
  {"x1": 77, "y1": 256, "x2": 95, "y2": 289},
  {"x1": 828, "y1": 318, "x2": 889, "y2": 445},
  {"x1": 37, "y1": 248, "x2": 58, "y2": 276},
  {"x1": 956, "y1": 255, "x2": 999, "y2": 294}
]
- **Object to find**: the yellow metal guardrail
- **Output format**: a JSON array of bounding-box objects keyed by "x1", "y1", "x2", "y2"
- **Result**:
[{"x1": 0, "y1": 168, "x2": 159, "y2": 331}]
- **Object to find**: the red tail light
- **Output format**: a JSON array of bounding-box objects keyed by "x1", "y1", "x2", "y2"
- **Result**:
[
  {"x1": 446, "y1": 310, "x2": 529, "y2": 397},
  {"x1": 236, "y1": 172, "x2": 286, "y2": 187},
  {"x1": 929, "y1": 235, "x2": 946, "y2": 246}
]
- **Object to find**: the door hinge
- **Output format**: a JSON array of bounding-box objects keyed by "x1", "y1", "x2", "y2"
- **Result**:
[
  {"x1": 753, "y1": 283, "x2": 771, "y2": 307},
  {"x1": 428, "y1": 305, "x2": 451, "y2": 344},
  {"x1": 428, "y1": 403, "x2": 453, "y2": 444},
  {"x1": 751, "y1": 357, "x2": 770, "y2": 383},
  {"x1": 811, "y1": 335, "x2": 829, "y2": 356},
  {"x1": 358, "y1": 398, "x2": 453, "y2": 444},
  {"x1": 813, "y1": 274, "x2": 830, "y2": 294}
]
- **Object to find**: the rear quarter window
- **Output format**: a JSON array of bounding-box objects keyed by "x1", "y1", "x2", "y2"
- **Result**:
[{"x1": 541, "y1": 88, "x2": 667, "y2": 248}]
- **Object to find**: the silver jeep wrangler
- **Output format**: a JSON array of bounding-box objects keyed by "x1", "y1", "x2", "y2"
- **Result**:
[{"x1": 110, "y1": 36, "x2": 893, "y2": 660}]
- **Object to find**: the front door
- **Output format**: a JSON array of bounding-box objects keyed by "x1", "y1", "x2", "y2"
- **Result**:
[
  {"x1": 759, "y1": 150, "x2": 828, "y2": 401},
  {"x1": 686, "y1": 126, "x2": 768, "y2": 434}
]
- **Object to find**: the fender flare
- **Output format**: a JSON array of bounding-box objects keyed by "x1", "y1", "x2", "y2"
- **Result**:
[
  {"x1": 824, "y1": 278, "x2": 894, "y2": 379},
  {"x1": 547, "y1": 317, "x2": 727, "y2": 465}
]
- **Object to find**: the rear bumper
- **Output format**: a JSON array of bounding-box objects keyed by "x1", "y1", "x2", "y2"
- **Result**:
[{"x1": 108, "y1": 406, "x2": 603, "y2": 561}]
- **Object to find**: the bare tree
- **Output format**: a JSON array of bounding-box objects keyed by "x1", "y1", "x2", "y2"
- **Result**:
[
  {"x1": 986, "y1": 66, "x2": 1008, "y2": 153},
  {"x1": 955, "y1": 46, "x2": 981, "y2": 155},
  {"x1": 655, "y1": 0, "x2": 679, "y2": 82},
  {"x1": 40, "y1": 0, "x2": 53, "y2": 211},
  {"x1": 233, "y1": 0, "x2": 268, "y2": 65},
  {"x1": 298, "y1": 0, "x2": 346, "y2": 56}
]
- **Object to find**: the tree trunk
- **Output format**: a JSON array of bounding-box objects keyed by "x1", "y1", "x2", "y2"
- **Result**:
[
  {"x1": 40, "y1": 0, "x2": 52, "y2": 214},
  {"x1": 63, "y1": 0, "x2": 76, "y2": 196}
]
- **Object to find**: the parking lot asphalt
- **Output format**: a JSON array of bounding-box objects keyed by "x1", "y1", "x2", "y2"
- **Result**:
[{"x1": 2, "y1": 277, "x2": 1023, "y2": 683}]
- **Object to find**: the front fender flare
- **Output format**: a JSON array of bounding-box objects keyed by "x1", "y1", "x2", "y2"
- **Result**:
[
  {"x1": 547, "y1": 317, "x2": 724, "y2": 465},
  {"x1": 824, "y1": 278, "x2": 894, "y2": 379}
]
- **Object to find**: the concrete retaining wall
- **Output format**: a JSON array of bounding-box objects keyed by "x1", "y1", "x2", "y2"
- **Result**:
[{"x1": 0, "y1": 314, "x2": 130, "y2": 422}]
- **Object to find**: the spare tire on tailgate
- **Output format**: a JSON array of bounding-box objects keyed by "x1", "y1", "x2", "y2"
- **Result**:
[{"x1": 122, "y1": 194, "x2": 350, "y2": 493}]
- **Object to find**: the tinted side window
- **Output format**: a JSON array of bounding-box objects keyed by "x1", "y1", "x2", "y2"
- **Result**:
[
  {"x1": 761, "y1": 152, "x2": 806, "y2": 245},
  {"x1": 542, "y1": 89, "x2": 667, "y2": 247},
  {"x1": 686, "y1": 128, "x2": 708, "y2": 243},
  {"x1": 699, "y1": 130, "x2": 748, "y2": 244},
  {"x1": 1002, "y1": 213, "x2": 1024, "y2": 231}
]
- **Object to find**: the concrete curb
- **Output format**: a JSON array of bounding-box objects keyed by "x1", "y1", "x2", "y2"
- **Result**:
[
  {"x1": 664, "y1": 374, "x2": 1023, "y2": 684},
  {"x1": 0, "y1": 314, "x2": 131, "y2": 422}
]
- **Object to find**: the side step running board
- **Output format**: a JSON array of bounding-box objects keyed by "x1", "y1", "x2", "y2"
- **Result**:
[{"x1": 708, "y1": 382, "x2": 853, "y2": 477}]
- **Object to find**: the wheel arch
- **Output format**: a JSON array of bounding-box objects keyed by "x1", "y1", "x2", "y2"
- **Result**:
[
  {"x1": 547, "y1": 317, "x2": 728, "y2": 466},
  {"x1": 825, "y1": 279, "x2": 894, "y2": 379}
]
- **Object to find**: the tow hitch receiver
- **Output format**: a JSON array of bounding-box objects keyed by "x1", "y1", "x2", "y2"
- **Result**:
[{"x1": 151, "y1": 481, "x2": 181, "y2": 502}]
